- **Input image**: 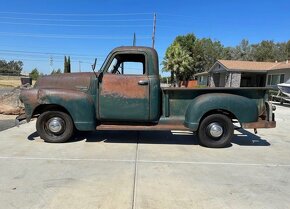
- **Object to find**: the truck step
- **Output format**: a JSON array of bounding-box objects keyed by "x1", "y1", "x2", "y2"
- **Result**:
[{"x1": 96, "y1": 123, "x2": 189, "y2": 131}]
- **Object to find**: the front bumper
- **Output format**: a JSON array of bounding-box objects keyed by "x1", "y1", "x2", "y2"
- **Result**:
[
  {"x1": 15, "y1": 114, "x2": 27, "y2": 127},
  {"x1": 242, "y1": 101, "x2": 276, "y2": 129}
]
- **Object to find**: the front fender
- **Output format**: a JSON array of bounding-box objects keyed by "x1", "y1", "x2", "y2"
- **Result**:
[
  {"x1": 37, "y1": 89, "x2": 96, "y2": 131},
  {"x1": 184, "y1": 93, "x2": 258, "y2": 131}
]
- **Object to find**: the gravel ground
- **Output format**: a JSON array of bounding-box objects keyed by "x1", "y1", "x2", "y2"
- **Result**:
[
  {"x1": 0, "y1": 87, "x2": 22, "y2": 131},
  {"x1": 0, "y1": 87, "x2": 16, "y2": 131},
  {"x1": 0, "y1": 87, "x2": 13, "y2": 96}
]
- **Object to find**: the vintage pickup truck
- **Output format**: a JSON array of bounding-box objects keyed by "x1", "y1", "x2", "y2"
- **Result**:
[{"x1": 17, "y1": 46, "x2": 276, "y2": 148}]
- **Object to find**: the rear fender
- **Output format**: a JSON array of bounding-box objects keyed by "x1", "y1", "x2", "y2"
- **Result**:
[{"x1": 184, "y1": 93, "x2": 258, "y2": 131}]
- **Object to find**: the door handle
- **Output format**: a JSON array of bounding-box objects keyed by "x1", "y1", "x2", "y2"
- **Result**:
[{"x1": 138, "y1": 80, "x2": 149, "y2": 85}]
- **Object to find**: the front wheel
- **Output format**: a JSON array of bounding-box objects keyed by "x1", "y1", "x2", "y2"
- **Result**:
[
  {"x1": 36, "y1": 111, "x2": 74, "y2": 143},
  {"x1": 198, "y1": 114, "x2": 234, "y2": 148}
]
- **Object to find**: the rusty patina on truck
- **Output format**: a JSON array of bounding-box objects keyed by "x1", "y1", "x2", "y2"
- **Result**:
[{"x1": 17, "y1": 46, "x2": 276, "y2": 148}]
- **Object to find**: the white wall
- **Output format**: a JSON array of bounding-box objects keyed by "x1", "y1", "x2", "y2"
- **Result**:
[{"x1": 266, "y1": 69, "x2": 290, "y2": 87}]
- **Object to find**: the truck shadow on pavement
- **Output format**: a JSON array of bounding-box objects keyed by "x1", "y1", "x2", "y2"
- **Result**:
[{"x1": 28, "y1": 128, "x2": 270, "y2": 147}]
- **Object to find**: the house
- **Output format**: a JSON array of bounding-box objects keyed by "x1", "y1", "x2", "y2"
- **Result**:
[
  {"x1": 206, "y1": 60, "x2": 290, "y2": 87},
  {"x1": 194, "y1": 71, "x2": 208, "y2": 86}
]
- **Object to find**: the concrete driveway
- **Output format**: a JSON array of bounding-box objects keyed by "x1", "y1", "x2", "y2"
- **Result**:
[{"x1": 0, "y1": 102, "x2": 289, "y2": 209}]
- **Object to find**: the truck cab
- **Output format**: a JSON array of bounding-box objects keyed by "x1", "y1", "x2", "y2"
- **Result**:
[{"x1": 97, "y1": 46, "x2": 161, "y2": 122}]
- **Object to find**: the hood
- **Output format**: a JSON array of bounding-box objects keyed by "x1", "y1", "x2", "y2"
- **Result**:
[{"x1": 35, "y1": 72, "x2": 97, "y2": 91}]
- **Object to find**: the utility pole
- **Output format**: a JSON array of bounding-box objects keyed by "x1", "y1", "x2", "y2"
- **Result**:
[
  {"x1": 79, "y1": 61, "x2": 82, "y2": 72},
  {"x1": 49, "y1": 55, "x2": 53, "y2": 72},
  {"x1": 152, "y1": 13, "x2": 157, "y2": 49},
  {"x1": 133, "y1": 32, "x2": 136, "y2": 46}
]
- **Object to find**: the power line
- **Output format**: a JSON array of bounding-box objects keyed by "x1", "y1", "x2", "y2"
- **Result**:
[
  {"x1": 0, "y1": 57, "x2": 102, "y2": 64},
  {"x1": 0, "y1": 16, "x2": 153, "y2": 22},
  {"x1": 0, "y1": 21, "x2": 152, "y2": 27},
  {"x1": 157, "y1": 13, "x2": 193, "y2": 18},
  {"x1": 0, "y1": 54, "x2": 97, "y2": 62},
  {"x1": 0, "y1": 32, "x2": 152, "y2": 39},
  {"x1": 0, "y1": 54, "x2": 105, "y2": 63},
  {"x1": 0, "y1": 49, "x2": 102, "y2": 58},
  {"x1": 0, "y1": 11, "x2": 153, "y2": 16}
]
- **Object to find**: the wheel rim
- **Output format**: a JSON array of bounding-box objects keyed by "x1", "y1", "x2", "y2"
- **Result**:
[
  {"x1": 46, "y1": 117, "x2": 65, "y2": 135},
  {"x1": 207, "y1": 122, "x2": 224, "y2": 138}
]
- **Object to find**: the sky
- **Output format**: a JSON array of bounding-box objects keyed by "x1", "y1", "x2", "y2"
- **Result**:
[{"x1": 0, "y1": 0, "x2": 289, "y2": 75}]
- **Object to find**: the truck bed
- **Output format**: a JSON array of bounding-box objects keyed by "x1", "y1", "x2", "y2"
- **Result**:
[{"x1": 161, "y1": 87, "x2": 269, "y2": 118}]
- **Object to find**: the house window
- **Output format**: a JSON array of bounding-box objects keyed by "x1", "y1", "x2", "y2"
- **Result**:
[{"x1": 267, "y1": 74, "x2": 285, "y2": 85}]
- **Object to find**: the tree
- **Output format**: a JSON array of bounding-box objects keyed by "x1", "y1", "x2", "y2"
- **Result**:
[
  {"x1": 231, "y1": 39, "x2": 253, "y2": 61},
  {"x1": 68, "y1": 56, "x2": 71, "y2": 73},
  {"x1": 174, "y1": 33, "x2": 196, "y2": 53},
  {"x1": 29, "y1": 68, "x2": 40, "y2": 80},
  {"x1": 64, "y1": 56, "x2": 71, "y2": 73},
  {"x1": 252, "y1": 40, "x2": 276, "y2": 61},
  {"x1": 162, "y1": 42, "x2": 194, "y2": 84},
  {"x1": 287, "y1": 40, "x2": 290, "y2": 59},
  {"x1": 56, "y1": 68, "x2": 62, "y2": 74},
  {"x1": 197, "y1": 38, "x2": 227, "y2": 72},
  {"x1": 0, "y1": 60, "x2": 23, "y2": 75},
  {"x1": 51, "y1": 68, "x2": 62, "y2": 75},
  {"x1": 163, "y1": 34, "x2": 200, "y2": 84},
  {"x1": 273, "y1": 42, "x2": 288, "y2": 62},
  {"x1": 64, "y1": 56, "x2": 67, "y2": 73}
]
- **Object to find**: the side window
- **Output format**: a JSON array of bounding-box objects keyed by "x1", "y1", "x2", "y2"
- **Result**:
[
  {"x1": 107, "y1": 53, "x2": 145, "y2": 75},
  {"x1": 122, "y1": 62, "x2": 144, "y2": 75}
]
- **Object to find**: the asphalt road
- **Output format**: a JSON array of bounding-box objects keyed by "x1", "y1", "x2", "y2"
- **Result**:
[
  {"x1": 0, "y1": 102, "x2": 289, "y2": 209},
  {"x1": 0, "y1": 119, "x2": 16, "y2": 131}
]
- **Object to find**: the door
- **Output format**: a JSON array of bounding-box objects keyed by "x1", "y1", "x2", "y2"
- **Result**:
[{"x1": 98, "y1": 52, "x2": 150, "y2": 122}]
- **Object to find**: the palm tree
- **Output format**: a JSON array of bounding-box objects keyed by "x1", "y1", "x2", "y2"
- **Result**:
[{"x1": 162, "y1": 43, "x2": 194, "y2": 86}]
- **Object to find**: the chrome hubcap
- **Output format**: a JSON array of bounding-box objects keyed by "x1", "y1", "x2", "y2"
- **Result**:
[
  {"x1": 208, "y1": 122, "x2": 223, "y2": 138},
  {"x1": 47, "y1": 117, "x2": 64, "y2": 133}
]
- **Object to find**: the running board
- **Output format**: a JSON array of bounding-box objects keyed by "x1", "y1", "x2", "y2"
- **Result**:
[{"x1": 96, "y1": 123, "x2": 189, "y2": 131}]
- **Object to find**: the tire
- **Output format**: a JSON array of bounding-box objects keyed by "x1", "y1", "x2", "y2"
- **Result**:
[
  {"x1": 198, "y1": 114, "x2": 234, "y2": 148},
  {"x1": 36, "y1": 111, "x2": 74, "y2": 143}
]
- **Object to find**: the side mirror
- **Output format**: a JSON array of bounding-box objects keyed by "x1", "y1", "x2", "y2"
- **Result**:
[
  {"x1": 91, "y1": 58, "x2": 97, "y2": 70},
  {"x1": 91, "y1": 58, "x2": 98, "y2": 77}
]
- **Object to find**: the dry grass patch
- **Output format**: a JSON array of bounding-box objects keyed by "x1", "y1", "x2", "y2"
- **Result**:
[
  {"x1": 0, "y1": 77, "x2": 35, "y2": 87},
  {"x1": 0, "y1": 79, "x2": 22, "y2": 87}
]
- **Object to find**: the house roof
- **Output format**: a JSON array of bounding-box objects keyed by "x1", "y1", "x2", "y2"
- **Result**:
[
  {"x1": 211, "y1": 60, "x2": 290, "y2": 72},
  {"x1": 194, "y1": 71, "x2": 208, "y2": 76},
  {"x1": 270, "y1": 61, "x2": 290, "y2": 70}
]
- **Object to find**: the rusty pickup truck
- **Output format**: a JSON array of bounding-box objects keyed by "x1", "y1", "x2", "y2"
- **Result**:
[{"x1": 18, "y1": 46, "x2": 276, "y2": 148}]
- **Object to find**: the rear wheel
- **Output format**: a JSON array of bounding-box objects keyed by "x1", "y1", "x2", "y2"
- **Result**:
[
  {"x1": 198, "y1": 114, "x2": 234, "y2": 148},
  {"x1": 36, "y1": 111, "x2": 74, "y2": 143}
]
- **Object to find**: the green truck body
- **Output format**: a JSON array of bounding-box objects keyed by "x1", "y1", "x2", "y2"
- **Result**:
[{"x1": 18, "y1": 46, "x2": 276, "y2": 148}]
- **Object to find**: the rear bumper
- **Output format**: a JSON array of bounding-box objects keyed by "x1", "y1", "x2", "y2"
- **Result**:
[
  {"x1": 242, "y1": 101, "x2": 276, "y2": 129},
  {"x1": 242, "y1": 120, "x2": 276, "y2": 129}
]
